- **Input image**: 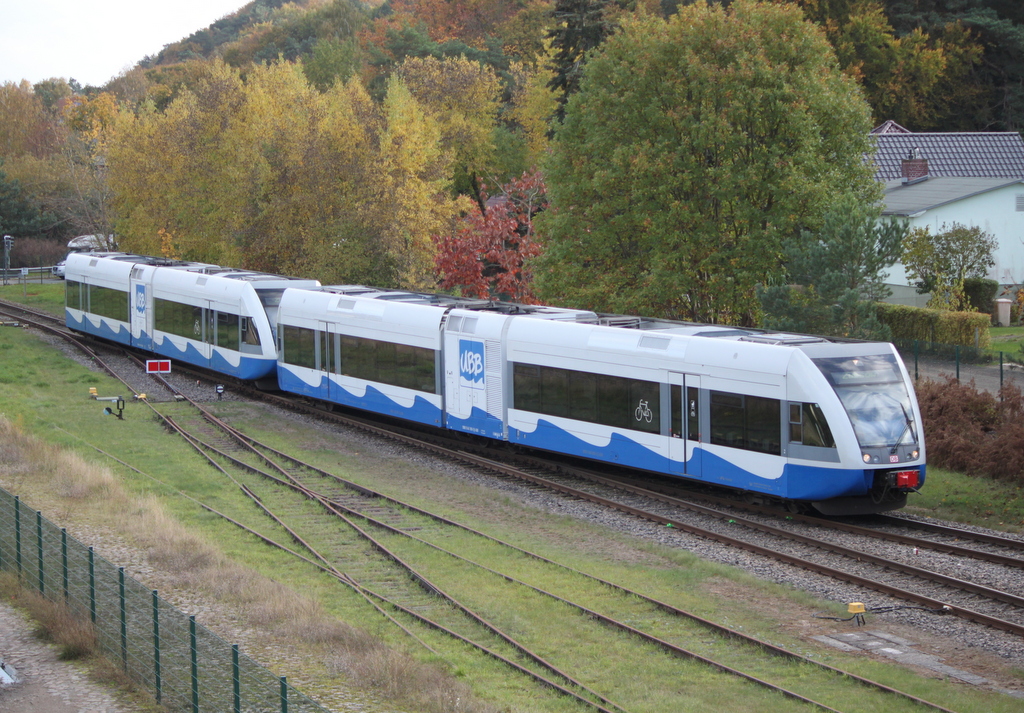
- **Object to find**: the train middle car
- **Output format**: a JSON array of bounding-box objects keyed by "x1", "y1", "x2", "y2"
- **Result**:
[{"x1": 64, "y1": 252, "x2": 319, "y2": 380}]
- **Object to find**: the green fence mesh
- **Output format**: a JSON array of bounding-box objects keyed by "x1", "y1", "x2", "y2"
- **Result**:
[{"x1": 0, "y1": 488, "x2": 330, "y2": 713}]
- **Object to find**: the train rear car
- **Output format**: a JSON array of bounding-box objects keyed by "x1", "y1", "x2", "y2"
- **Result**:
[{"x1": 65, "y1": 253, "x2": 319, "y2": 380}]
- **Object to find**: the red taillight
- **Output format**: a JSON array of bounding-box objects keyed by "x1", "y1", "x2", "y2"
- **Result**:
[{"x1": 894, "y1": 470, "x2": 919, "y2": 489}]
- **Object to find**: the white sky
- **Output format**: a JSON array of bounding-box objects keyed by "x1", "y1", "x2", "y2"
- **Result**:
[{"x1": 0, "y1": 0, "x2": 247, "y2": 87}]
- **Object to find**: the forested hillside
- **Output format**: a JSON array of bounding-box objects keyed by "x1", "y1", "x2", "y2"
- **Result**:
[{"x1": 1, "y1": 0, "x2": 1021, "y2": 327}]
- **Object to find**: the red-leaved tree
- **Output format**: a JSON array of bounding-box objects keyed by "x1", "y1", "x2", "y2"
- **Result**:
[{"x1": 434, "y1": 171, "x2": 546, "y2": 303}]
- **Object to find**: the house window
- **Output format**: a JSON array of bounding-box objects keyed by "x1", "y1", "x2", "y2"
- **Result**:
[{"x1": 1016, "y1": 194, "x2": 1024, "y2": 212}]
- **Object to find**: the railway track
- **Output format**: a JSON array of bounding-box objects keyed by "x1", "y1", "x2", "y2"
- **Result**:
[
  {"x1": 141, "y1": 372, "x2": 965, "y2": 713},
  {"x1": 4, "y1": 295, "x2": 1023, "y2": 708}
]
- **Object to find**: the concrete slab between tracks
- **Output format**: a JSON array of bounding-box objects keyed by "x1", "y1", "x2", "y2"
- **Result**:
[{"x1": 813, "y1": 630, "x2": 1024, "y2": 698}]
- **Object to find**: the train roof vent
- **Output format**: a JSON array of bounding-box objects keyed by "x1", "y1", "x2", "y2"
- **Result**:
[
  {"x1": 599, "y1": 315, "x2": 643, "y2": 329},
  {"x1": 196, "y1": 277, "x2": 208, "y2": 286},
  {"x1": 335, "y1": 298, "x2": 358, "y2": 310},
  {"x1": 639, "y1": 335, "x2": 671, "y2": 350},
  {"x1": 738, "y1": 334, "x2": 827, "y2": 346}
]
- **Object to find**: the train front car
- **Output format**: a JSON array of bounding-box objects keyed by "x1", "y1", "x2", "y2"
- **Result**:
[
  {"x1": 793, "y1": 342, "x2": 924, "y2": 515},
  {"x1": 504, "y1": 317, "x2": 924, "y2": 516}
]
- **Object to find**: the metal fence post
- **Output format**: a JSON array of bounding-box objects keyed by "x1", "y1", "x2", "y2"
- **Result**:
[
  {"x1": 36, "y1": 511, "x2": 44, "y2": 594},
  {"x1": 955, "y1": 345, "x2": 960, "y2": 381},
  {"x1": 1001, "y1": 352, "x2": 1005, "y2": 399},
  {"x1": 190, "y1": 615, "x2": 199, "y2": 713},
  {"x1": 15, "y1": 495, "x2": 21, "y2": 574},
  {"x1": 914, "y1": 339, "x2": 919, "y2": 381},
  {"x1": 280, "y1": 675, "x2": 288, "y2": 713},
  {"x1": 232, "y1": 644, "x2": 241, "y2": 713},
  {"x1": 119, "y1": 567, "x2": 127, "y2": 670},
  {"x1": 152, "y1": 590, "x2": 161, "y2": 704},
  {"x1": 61, "y1": 528, "x2": 68, "y2": 600},
  {"x1": 88, "y1": 546, "x2": 96, "y2": 623}
]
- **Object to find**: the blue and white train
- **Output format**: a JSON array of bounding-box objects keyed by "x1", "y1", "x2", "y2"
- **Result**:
[{"x1": 65, "y1": 252, "x2": 925, "y2": 515}]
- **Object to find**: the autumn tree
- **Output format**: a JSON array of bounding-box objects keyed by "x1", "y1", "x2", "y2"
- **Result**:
[
  {"x1": 396, "y1": 56, "x2": 501, "y2": 206},
  {"x1": 109, "y1": 60, "x2": 457, "y2": 288},
  {"x1": 434, "y1": 170, "x2": 546, "y2": 301},
  {"x1": 801, "y1": 0, "x2": 984, "y2": 130},
  {"x1": 108, "y1": 60, "x2": 255, "y2": 264},
  {"x1": 0, "y1": 166, "x2": 53, "y2": 238},
  {"x1": 536, "y1": 1, "x2": 877, "y2": 324},
  {"x1": 902, "y1": 222, "x2": 997, "y2": 309}
]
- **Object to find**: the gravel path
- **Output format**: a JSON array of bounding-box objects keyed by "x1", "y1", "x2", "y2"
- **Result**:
[{"x1": 0, "y1": 601, "x2": 133, "y2": 713}]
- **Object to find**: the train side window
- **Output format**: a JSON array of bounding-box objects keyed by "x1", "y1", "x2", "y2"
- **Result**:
[
  {"x1": 541, "y1": 368, "x2": 569, "y2": 418},
  {"x1": 318, "y1": 330, "x2": 330, "y2": 371},
  {"x1": 597, "y1": 374, "x2": 630, "y2": 429},
  {"x1": 710, "y1": 390, "x2": 781, "y2": 455},
  {"x1": 671, "y1": 385, "x2": 682, "y2": 438},
  {"x1": 628, "y1": 379, "x2": 660, "y2": 434},
  {"x1": 687, "y1": 386, "x2": 700, "y2": 442},
  {"x1": 338, "y1": 334, "x2": 437, "y2": 393},
  {"x1": 241, "y1": 317, "x2": 261, "y2": 346},
  {"x1": 65, "y1": 280, "x2": 82, "y2": 310},
  {"x1": 570, "y1": 371, "x2": 598, "y2": 423},
  {"x1": 155, "y1": 298, "x2": 203, "y2": 339},
  {"x1": 513, "y1": 364, "x2": 541, "y2": 411},
  {"x1": 282, "y1": 325, "x2": 316, "y2": 369},
  {"x1": 88, "y1": 284, "x2": 129, "y2": 322},
  {"x1": 216, "y1": 312, "x2": 239, "y2": 349},
  {"x1": 512, "y1": 362, "x2": 660, "y2": 434},
  {"x1": 790, "y1": 402, "x2": 835, "y2": 448}
]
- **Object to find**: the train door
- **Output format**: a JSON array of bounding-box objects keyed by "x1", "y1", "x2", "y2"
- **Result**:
[
  {"x1": 669, "y1": 373, "x2": 702, "y2": 478},
  {"x1": 129, "y1": 266, "x2": 153, "y2": 351},
  {"x1": 199, "y1": 301, "x2": 214, "y2": 367},
  {"x1": 319, "y1": 322, "x2": 334, "y2": 400}
]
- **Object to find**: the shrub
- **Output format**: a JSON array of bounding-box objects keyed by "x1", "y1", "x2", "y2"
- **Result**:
[
  {"x1": 917, "y1": 377, "x2": 1024, "y2": 482},
  {"x1": 962, "y1": 277, "x2": 999, "y2": 315},
  {"x1": 877, "y1": 303, "x2": 991, "y2": 348}
]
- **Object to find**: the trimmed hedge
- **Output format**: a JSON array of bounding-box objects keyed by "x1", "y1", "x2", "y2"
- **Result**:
[{"x1": 876, "y1": 303, "x2": 991, "y2": 348}]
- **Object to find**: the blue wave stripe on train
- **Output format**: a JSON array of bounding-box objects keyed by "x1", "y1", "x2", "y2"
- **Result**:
[{"x1": 278, "y1": 367, "x2": 444, "y2": 427}]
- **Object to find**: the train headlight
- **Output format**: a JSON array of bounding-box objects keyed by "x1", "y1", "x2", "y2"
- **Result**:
[
  {"x1": 863, "y1": 453, "x2": 871, "y2": 463},
  {"x1": 911, "y1": 449, "x2": 919, "y2": 460}
]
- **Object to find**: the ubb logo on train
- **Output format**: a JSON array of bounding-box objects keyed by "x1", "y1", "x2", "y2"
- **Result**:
[
  {"x1": 459, "y1": 339, "x2": 485, "y2": 387},
  {"x1": 135, "y1": 284, "x2": 146, "y2": 314}
]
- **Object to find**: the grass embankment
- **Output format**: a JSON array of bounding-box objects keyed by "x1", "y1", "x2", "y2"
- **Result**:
[{"x1": 1, "y1": 282, "x2": 1023, "y2": 711}]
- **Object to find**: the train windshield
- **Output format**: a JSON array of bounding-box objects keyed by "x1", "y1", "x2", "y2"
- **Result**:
[{"x1": 812, "y1": 353, "x2": 917, "y2": 449}]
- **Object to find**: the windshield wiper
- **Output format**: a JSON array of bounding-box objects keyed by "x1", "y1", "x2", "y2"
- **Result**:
[{"x1": 890, "y1": 402, "x2": 916, "y2": 454}]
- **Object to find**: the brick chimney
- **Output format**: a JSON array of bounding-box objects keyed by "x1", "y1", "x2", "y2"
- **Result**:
[{"x1": 900, "y1": 147, "x2": 928, "y2": 181}]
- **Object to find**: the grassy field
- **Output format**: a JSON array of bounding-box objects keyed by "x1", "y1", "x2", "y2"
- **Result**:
[
  {"x1": 2, "y1": 282, "x2": 1023, "y2": 712},
  {"x1": 987, "y1": 325, "x2": 1024, "y2": 363}
]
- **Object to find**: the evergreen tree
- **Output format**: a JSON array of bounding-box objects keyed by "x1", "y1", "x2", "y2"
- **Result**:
[
  {"x1": 758, "y1": 195, "x2": 906, "y2": 339},
  {"x1": 546, "y1": 0, "x2": 615, "y2": 123},
  {"x1": 0, "y1": 166, "x2": 52, "y2": 238}
]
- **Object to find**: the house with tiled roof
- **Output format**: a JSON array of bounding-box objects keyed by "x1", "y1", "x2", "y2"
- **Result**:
[
  {"x1": 870, "y1": 120, "x2": 1024, "y2": 182},
  {"x1": 871, "y1": 122, "x2": 1024, "y2": 304}
]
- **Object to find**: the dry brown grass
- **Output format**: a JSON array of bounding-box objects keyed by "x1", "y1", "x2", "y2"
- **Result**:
[
  {"x1": 0, "y1": 416, "x2": 497, "y2": 713},
  {"x1": 0, "y1": 573, "x2": 96, "y2": 660}
]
